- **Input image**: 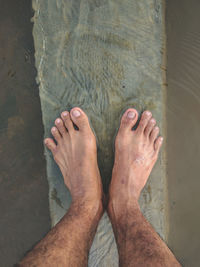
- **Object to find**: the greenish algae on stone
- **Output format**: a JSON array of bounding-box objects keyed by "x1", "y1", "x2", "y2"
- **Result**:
[{"x1": 32, "y1": 0, "x2": 166, "y2": 266}]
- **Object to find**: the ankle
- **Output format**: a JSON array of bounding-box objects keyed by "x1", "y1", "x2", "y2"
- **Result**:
[
  {"x1": 71, "y1": 198, "x2": 104, "y2": 220},
  {"x1": 107, "y1": 196, "x2": 140, "y2": 223}
]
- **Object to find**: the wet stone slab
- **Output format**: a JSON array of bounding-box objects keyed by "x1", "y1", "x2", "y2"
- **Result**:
[{"x1": 32, "y1": 0, "x2": 166, "y2": 265}]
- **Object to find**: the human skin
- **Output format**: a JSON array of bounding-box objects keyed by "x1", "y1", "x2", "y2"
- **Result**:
[
  {"x1": 108, "y1": 108, "x2": 181, "y2": 267},
  {"x1": 18, "y1": 107, "x2": 104, "y2": 267},
  {"x1": 18, "y1": 107, "x2": 180, "y2": 267}
]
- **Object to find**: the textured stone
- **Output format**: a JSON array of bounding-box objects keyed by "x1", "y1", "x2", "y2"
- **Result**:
[{"x1": 32, "y1": 0, "x2": 166, "y2": 265}]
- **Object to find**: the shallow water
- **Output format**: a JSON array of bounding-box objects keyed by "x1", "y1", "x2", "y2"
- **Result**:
[{"x1": 167, "y1": 0, "x2": 200, "y2": 265}]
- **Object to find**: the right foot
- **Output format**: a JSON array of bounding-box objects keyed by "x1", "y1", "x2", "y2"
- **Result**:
[
  {"x1": 108, "y1": 109, "x2": 163, "y2": 217},
  {"x1": 44, "y1": 107, "x2": 103, "y2": 215}
]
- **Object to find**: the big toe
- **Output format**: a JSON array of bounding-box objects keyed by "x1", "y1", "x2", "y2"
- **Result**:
[
  {"x1": 118, "y1": 108, "x2": 138, "y2": 133},
  {"x1": 70, "y1": 107, "x2": 91, "y2": 132}
]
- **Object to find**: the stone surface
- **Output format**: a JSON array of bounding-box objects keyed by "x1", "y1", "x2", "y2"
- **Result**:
[{"x1": 32, "y1": 0, "x2": 166, "y2": 265}]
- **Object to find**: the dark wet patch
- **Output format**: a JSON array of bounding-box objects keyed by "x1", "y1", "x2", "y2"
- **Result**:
[
  {"x1": 0, "y1": 1, "x2": 50, "y2": 266},
  {"x1": 51, "y1": 188, "x2": 64, "y2": 209}
]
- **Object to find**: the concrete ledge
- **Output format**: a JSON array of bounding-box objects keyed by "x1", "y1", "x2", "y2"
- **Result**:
[{"x1": 32, "y1": 0, "x2": 166, "y2": 265}]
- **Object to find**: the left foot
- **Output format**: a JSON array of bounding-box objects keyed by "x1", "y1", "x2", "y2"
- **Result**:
[
  {"x1": 108, "y1": 109, "x2": 163, "y2": 218},
  {"x1": 44, "y1": 107, "x2": 103, "y2": 214}
]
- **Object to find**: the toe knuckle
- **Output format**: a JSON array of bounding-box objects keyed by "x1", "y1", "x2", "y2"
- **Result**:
[
  {"x1": 121, "y1": 118, "x2": 128, "y2": 126},
  {"x1": 54, "y1": 152, "x2": 59, "y2": 162},
  {"x1": 140, "y1": 120, "x2": 146, "y2": 127}
]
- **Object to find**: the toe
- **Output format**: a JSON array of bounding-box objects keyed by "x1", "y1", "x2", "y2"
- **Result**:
[
  {"x1": 119, "y1": 108, "x2": 138, "y2": 133},
  {"x1": 150, "y1": 126, "x2": 159, "y2": 143},
  {"x1": 55, "y1": 118, "x2": 66, "y2": 136},
  {"x1": 61, "y1": 111, "x2": 74, "y2": 132},
  {"x1": 44, "y1": 138, "x2": 56, "y2": 152},
  {"x1": 154, "y1": 136, "x2": 163, "y2": 154},
  {"x1": 136, "y1": 110, "x2": 152, "y2": 134},
  {"x1": 144, "y1": 118, "x2": 156, "y2": 137},
  {"x1": 51, "y1": 126, "x2": 61, "y2": 142},
  {"x1": 70, "y1": 107, "x2": 91, "y2": 132}
]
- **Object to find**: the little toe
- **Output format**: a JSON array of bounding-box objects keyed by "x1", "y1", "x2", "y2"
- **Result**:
[
  {"x1": 136, "y1": 110, "x2": 152, "y2": 134},
  {"x1": 61, "y1": 111, "x2": 74, "y2": 132},
  {"x1": 119, "y1": 108, "x2": 138, "y2": 133},
  {"x1": 55, "y1": 118, "x2": 66, "y2": 136},
  {"x1": 154, "y1": 136, "x2": 163, "y2": 154},
  {"x1": 44, "y1": 138, "x2": 56, "y2": 152},
  {"x1": 150, "y1": 126, "x2": 159, "y2": 143},
  {"x1": 51, "y1": 126, "x2": 61, "y2": 142},
  {"x1": 70, "y1": 107, "x2": 91, "y2": 132},
  {"x1": 144, "y1": 118, "x2": 156, "y2": 137}
]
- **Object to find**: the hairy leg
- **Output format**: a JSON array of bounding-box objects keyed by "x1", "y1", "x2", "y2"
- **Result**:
[
  {"x1": 18, "y1": 108, "x2": 103, "y2": 267},
  {"x1": 108, "y1": 109, "x2": 181, "y2": 267}
]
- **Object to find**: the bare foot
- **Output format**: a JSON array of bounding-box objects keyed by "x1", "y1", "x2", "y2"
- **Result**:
[
  {"x1": 108, "y1": 108, "x2": 163, "y2": 217},
  {"x1": 44, "y1": 107, "x2": 103, "y2": 214}
]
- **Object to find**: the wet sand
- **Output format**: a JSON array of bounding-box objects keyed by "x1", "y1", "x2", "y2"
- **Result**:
[
  {"x1": 166, "y1": 0, "x2": 200, "y2": 266},
  {"x1": 0, "y1": 1, "x2": 50, "y2": 266}
]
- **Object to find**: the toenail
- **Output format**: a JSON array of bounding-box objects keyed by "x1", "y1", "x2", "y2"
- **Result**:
[
  {"x1": 72, "y1": 109, "x2": 81, "y2": 117},
  {"x1": 63, "y1": 112, "x2": 68, "y2": 117},
  {"x1": 150, "y1": 119, "x2": 156, "y2": 124},
  {"x1": 52, "y1": 127, "x2": 56, "y2": 132},
  {"x1": 160, "y1": 137, "x2": 164, "y2": 142},
  {"x1": 145, "y1": 111, "x2": 151, "y2": 116},
  {"x1": 127, "y1": 111, "x2": 135, "y2": 119},
  {"x1": 44, "y1": 139, "x2": 48, "y2": 144},
  {"x1": 56, "y1": 119, "x2": 61, "y2": 124}
]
